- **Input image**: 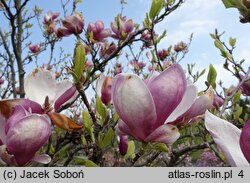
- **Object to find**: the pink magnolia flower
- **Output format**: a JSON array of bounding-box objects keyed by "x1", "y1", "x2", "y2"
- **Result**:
[
  {"x1": 96, "y1": 74, "x2": 113, "y2": 105},
  {"x1": 111, "y1": 15, "x2": 134, "y2": 40},
  {"x1": 174, "y1": 41, "x2": 188, "y2": 52},
  {"x1": 29, "y1": 44, "x2": 40, "y2": 54},
  {"x1": 128, "y1": 60, "x2": 146, "y2": 71},
  {"x1": 141, "y1": 30, "x2": 157, "y2": 47},
  {"x1": 157, "y1": 49, "x2": 169, "y2": 61},
  {"x1": 240, "y1": 74, "x2": 250, "y2": 96},
  {"x1": 205, "y1": 111, "x2": 250, "y2": 166},
  {"x1": 240, "y1": 119, "x2": 250, "y2": 164},
  {"x1": 112, "y1": 64, "x2": 212, "y2": 144},
  {"x1": 43, "y1": 11, "x2": 60, "y2": 34},
  {"x1": 99, "y1": 42, "x2": 117, "y2": 60},
  {"x1": 57, "y1": 14, "x2": 84, "y2": 37},
  {"x1": 87, "y1": 20, "x2": 111, "y2": 42},
  {"x1": 0, "y1": 105, "x2": 51, "y2": 166}
]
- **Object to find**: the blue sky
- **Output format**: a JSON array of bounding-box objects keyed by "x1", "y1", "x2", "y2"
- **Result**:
[{"x1": 1, "y1": 0, "x2": 250, "y2": 91}]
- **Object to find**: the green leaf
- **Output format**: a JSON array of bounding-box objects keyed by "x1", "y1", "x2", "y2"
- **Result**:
[
  {"x1": 156, "y1": 30, "x2": 167, "y2": 43},
  {"x1": 198, "y1": 69, "x2": 206, "y2": 78},
  {"x1": 207, "y1": 64, "x2": 217, "y2": 89},
  {"x1": 82, "y1": 111, "x2": 95, "y2": 142},
  {"x1": 222, "y1": 0, "x2": 238, "y2": 8},
  {"x1": 99, "y1": 128, "x2": 115, "y2": 149},
  {"x1": 85, "y1": 160, "x2": 99, "y2": 167},
  {"x1": 74, "y1": 44, "x2": 85, "y2": 79},
  {"x1": 153, "y1": 143, "x2": 168, "y2": 152},
  {"x1": 229, "y1": 37, "x2": 236, "y2": 47},
  {"x1": 149, "y1": 0, "x2": 165, "y2": 20},
  {"x1": 96, "y1": 97, "x2": 107, "y2": 124},
  {"x1": 125, "y1": 141, "x2": 135, "y2": 159},
  {"x1": 214, "y1": 39, "x2": 225, "y2": 52},
  {"x1": 233, "y1": 90, "x2": 241, "y2": 102}
]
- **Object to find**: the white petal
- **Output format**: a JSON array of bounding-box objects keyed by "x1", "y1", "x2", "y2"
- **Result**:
[
  {"x1": 24, "y1": 68, "x2": 57, "y2": 106},
  {"x1": 96, "y1": 74, "x2": 105, "y2": 98},
  {"x1": 205, "y1": 111, "x2": 249, "y2": 167},
  {"x1": 166, "y1": 83, "x2": 197, "y2": 123}
]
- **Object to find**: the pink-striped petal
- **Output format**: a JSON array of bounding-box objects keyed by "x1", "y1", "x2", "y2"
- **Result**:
[
  {"x1": 144, "y1": 71, "x2": 160, "y2": 86},
  {"x1": 147, "y1": 64, "x2": 186, "y2": 128},
  {"x1": 169, "y1": 86, "x2": 213, "y2": 126},
  {"x1": 145, "y1": 124, "x2": 180, "y2": 145},
  {"x1": 205, "y1": 111, "x2": 249, "y2": 167},
  {"x1": 166, "y1": 83, "x2": 197, "y2": 123},
  {"x1": 54, "y1": 85, "x2": 78, "y2": 112},
  {"x1": 6, "y1": 114, "x2": 51, "y2": 166},
  {"x1": 240, "y1": 119, "x2": 250, "y2": 164},
  {"x1": 112, "y1": 74, "x2": 157, "y2": 140}
]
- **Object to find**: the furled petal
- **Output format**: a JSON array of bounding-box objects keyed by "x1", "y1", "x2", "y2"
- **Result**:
[
  {"x1": 48, "y1": 112, "x2": 83, "y2": 132},
  {"x1": 145, "y1": 124, "x2": 180, "y2": 145},
  {"x1": 166, "y1": 83, "x2": 197, "y2": 123},
  {"x1": 54, "y1": 85, "x2": 78, "y2": 112},
  {"x1": 32, "y1": 154, "x2": 51, "y2": 164},
  {"x1": 112, "y1": 74, "x2": 157, "y2": 140},
  {"x1": 0, "y1": 99, "x2": 42, "y2": 119},
  {"x1": 147, "y1": 64, "x2": 186, "y2": 128},
  {"x1": 169, "y1": 86, "x2": 214, "y2": 126},
  {"x1": 240, "y1": 119, "x2": 250, "y2": 163},
  {"x1": 6, "y1": 114, "x2": 51, "y2": 166},
  {"x1": 24, "y1": 68, "x2": 57, "y2": 106},
  {"x1": 205, "y1": 111, "x2": 249, "y2": 167}
]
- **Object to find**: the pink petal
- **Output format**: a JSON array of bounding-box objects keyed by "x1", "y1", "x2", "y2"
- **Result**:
[
  {"x1": 169, "y1": 86, "x2": 214, "y2": 126},
  {"x1": 96, "y1": 74, "x2": 106, "y2": 98},
  {"x1": 32, "y1": 154, "x2": 51, "y2": 164},
  {"x1": 112, "y1": 74, "x2": 157, "y2": 140},
  {"x1": 145, "y1": 124, "x2": 180, "y2": 145},
  {"x1": 147, "y1": 64, "x2": 186, "y2": 128},
  {"x1": 54, "y1": 85, "x2": 78, "y2": 112},
  {"x1": 166, "y1": 83, "x2": 197, "y2": 123},
  {"x1": 116, "y1": 119, "x2": 135, "y2": 138},
  {"x1": 205, "y1": 111, "x2": 249, "y2": 167},
  {"x1": 240, "y1": 119, "x2": 250, "y2": 164},
  {"x1": 6, "y1": 114, "x2": 51, "y2": 166},
  {"x1": 5, "y1": 105, "x2": 29, "y2": 135},
  {"x1": 144, "y1": 71, "x2": 160, "y2": 86}
]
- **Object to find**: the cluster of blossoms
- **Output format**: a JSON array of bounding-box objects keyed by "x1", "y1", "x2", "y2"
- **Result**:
[{"x1": 0, "y1": 68, "x2": 82, "y2": 166}]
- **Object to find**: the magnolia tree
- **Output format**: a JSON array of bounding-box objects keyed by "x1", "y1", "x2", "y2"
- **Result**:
[{"x1": 0, "y1": 0, "x2": 249, "y2": 167}]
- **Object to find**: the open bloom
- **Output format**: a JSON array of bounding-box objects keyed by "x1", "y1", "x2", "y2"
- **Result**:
[
  {"x1": 87, "y1": 20, "x2": 111, "y2": 42},
  {"x1": 96, "y1": 74, "x2": 113, "y2": 105},
  {"x1": 57, "y1": 14, "x2": 84, "y2": 37},
  {"x1": 111, "y1": 15, "x2": 134, "y2": 40},
  {"x1": 112, "y1": 64, "x2": 212, "y2": 144},
  {"x1": 205, "y1": 111, "x2": 250, "y2": 166},
  {"x1": 0, "y1": 104, "x2": 51, "y2": 166},
  {"x1": 24, "y1": 68, "x2": 82, "y2": 131},
  {"x1": 43, "y1": 11, "x2": 60, "y2": 34}
]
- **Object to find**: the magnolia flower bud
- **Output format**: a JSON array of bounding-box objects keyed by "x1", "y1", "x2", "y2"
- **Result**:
[
  {"x1": 113, "y1": 63, "x2": 123, "y2": 75},
  {"x1": 240, "y1": 74, "x2": 250, "y2": 96},
  {"x1": 212, "y1": 94, "x2": 224, "y2": 109},
  {"x1": 119, "y1": 136, "x2": 128, "y2": 156},
  {"x1": 29, "y1": 44, "x2": 40, "y2": 54},
  {"x1": 96, "y1": 75, "x2": 113, "y2": 105}
]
